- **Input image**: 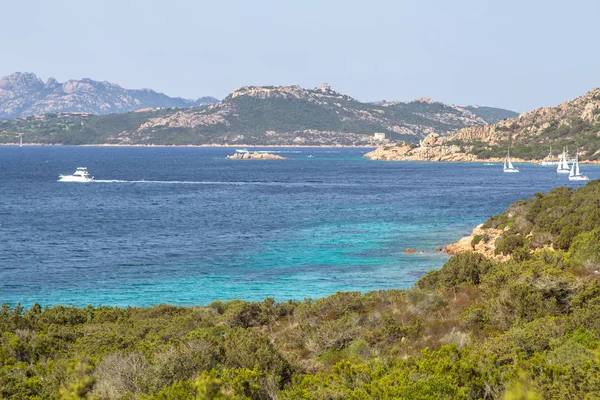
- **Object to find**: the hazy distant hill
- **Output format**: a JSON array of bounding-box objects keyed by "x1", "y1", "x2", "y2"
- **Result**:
[
  {"x1": 0, "y1": 72, "x2": 218, "y2": 119},
  {"x1": 0, "y1": 83, "x2": 516, "y2": 146},
  {"x1": 462, "y1": 105, "x2": 518, "y2": 124},
  {"x1": 366, "y1": 88, "x2": 600, "y2": 161}
]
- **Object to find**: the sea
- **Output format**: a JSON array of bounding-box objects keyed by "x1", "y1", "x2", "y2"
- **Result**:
[{"x1": 1, "y1": 146, "x2": 597, "y2": 308}]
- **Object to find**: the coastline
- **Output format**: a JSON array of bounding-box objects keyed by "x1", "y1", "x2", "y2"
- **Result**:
[
  {"x1": 5, "y1": 142, "x2": 600, "y2": 164},
  {"x1": 367, "y1": 158, "x2": 600, "y2": 165},
  {"x1": 0, "y1": 142, "x2": 377, "y2": 149}
]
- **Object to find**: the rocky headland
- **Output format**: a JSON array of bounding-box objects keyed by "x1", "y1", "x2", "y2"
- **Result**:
[
  {"x1": 443, "y1": 224, "x2": 506, "y2": 261},
  {"x1": 364, "y1": 133, "x2": 528, "y2": 163},
  {"x1": 365, "y1": 88, "x2": 600, "y2": 163}
]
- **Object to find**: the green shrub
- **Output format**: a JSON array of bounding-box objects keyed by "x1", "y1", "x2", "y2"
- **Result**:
[
  {"x1": 418, "y1": 252, "x2": 494, "y2": 290},
  {"x1": 555, "y1": 223, "x2": 580, "y2": 251},
  {"x1": 495, "y1": 235, "x2": 527, "y2": 256},
  {"x1": 471, "y1": 234, "x2": 486, "y2": 248}
]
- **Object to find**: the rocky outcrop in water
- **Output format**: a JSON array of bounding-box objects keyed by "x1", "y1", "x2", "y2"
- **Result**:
[
  {"x1": 0, "y1": 72, "x2": 218, "y2": 119},
  {"x1": 364, "y1": 133, "x2": 482, "y2": 162},
  {"x1": 444, "y1": 224, "x2": 506, "y2": 261},
  {"x1": 226, "y1": 152, "x2": 287, "y2": 160}
]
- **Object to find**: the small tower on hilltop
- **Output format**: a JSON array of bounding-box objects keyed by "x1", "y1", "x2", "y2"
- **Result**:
[{"x1": 315, "y1": 83, "x2": 332, "y2": 93}]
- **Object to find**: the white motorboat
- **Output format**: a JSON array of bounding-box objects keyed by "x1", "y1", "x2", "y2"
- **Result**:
[
  {"x1": 58, "y1": 167, "x2": 94, "y2": 182},
  {"x1": 503, "y1": 150, "x2": 519, "y2": 173},
  {"x1": 235, "y1": 148, "x2": 249, "y2": 154},
  {"x1": 568, "y1": 153, "x2": 589, "y2": 181},
  {"x1": 556, "y1": 148, "x2": 571, "y2": 173}
]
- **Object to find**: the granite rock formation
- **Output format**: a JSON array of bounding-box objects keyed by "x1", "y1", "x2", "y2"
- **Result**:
[{"x1": 0, "y1": 72, "x2": 218, "y2": 119}]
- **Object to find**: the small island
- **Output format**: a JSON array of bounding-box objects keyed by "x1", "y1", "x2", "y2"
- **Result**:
[{"x1": 226, "y1": 152, "x2": 288, "y2": 160}]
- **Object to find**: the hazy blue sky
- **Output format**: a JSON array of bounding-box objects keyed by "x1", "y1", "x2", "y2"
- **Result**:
[{"x1": 1, "y1": 0, "x2": 599, "y2": 111}]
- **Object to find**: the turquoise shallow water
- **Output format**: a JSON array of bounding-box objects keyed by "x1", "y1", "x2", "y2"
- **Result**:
[{"x1": 1, "y1": 146, "x2": 598, "y2": 307}]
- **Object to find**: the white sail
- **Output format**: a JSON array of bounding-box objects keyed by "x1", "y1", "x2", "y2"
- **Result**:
[
  {"x1": 569, "y1": 159, "x2": 575, "y2": 176},
  {"x1": 557, "y1": 150, "x2": 571, "y2": 173},
  {"x1": 504, "y1": 149, "x2": 519, "y2": 172},
  {"x1": 568, "y1": 152, "x2": 589, "y2": 181}
]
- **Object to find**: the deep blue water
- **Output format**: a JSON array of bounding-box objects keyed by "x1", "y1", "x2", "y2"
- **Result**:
[{"x1": 1, "y1": 146, "x2": 598, "y2": 307}]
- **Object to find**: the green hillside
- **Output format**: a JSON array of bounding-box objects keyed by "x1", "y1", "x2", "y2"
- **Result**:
[
  {"x1": 3, "y1": 181, "x2": 600, "y2": 398},
  {"x1": 449, "y1": 88, "x2": 600, "y2": 161},
  {"x1": 0, "y1": 110, "x2": 175, "y2": 145},
  {"x1": 0, "y1": 85, "x2": 516, "y2": 146}
]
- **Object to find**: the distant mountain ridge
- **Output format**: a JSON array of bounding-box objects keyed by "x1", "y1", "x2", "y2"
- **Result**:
[
  {"x1": 461, "y1": 105, "x2": 519, "y2": 124},
  {"x1": 0, "y1": 82, "x2": 517, "y2": 146},
  {"x1": 0, "y1": 72, "x2": 218, "y2": 119}
]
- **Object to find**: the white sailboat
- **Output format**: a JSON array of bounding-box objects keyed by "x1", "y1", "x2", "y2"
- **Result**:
[
  {"x1": 19, "y1": 135, "x2": 23, "y2": 147},
  {"x1": 568, "y1": 152, "x2": 589, "y2": 181},
  {"x1": 556, "y1": 148, "x2": 570, "y2": 174},
  {"x1": 503, "y1": 150, "x2": 519, "y2": 173}
]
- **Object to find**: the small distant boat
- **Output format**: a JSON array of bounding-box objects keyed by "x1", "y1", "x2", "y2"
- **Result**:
[
  {"x1": 235, "y1": 148, "x2": 249, "y2": 154},
  {"x1": 568, "y1": 152, "x2": 589, "y2": 181},
  {"x1": 307, "y1": 155, "x2": 314, "y2": 158},
  {"x1": 556, "y1": 148, "x2": 571, "y2": 174},
  {"x1": 19, "y1": 136, "x2": 23, "y2": 148},
  {"x1": 483, "y1": 163, "x2": 494, "y2": 166},
  {"x1": 58, "y1": 167, "x2": 94, "y2": 182},
  {"x1": 503, "y1": 150, "x2": 519, "y2": 173}
]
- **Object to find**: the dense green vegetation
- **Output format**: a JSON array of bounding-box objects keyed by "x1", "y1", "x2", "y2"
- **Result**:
[
  {"x1": 0, "y1": 110, "x2": 177, "y2": 145},
  {"x1": 3, "y1": 181, "x2": 600, "y2": 398}
]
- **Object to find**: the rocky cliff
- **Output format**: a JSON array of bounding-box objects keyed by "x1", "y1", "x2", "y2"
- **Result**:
[
  {"x1": 366, "y1": 88, "x2": 600, "y2": 162},
  {"x1": 0, "y1": 72, "x2": 218, "y2": 119},
  {"x1": 443, "y1": 224, "x2": 506, "y2": 261},
  {"x1": 450, "y1": 88, "x2": 600, "y2": 144}
]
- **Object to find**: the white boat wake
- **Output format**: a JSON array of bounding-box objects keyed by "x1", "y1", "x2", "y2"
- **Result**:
[{"x1": 92, "y1": 180, "x2": 358, "y2": 187}]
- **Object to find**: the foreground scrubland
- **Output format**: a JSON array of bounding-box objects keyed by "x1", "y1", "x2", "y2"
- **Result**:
[{"x1": 3, "y1": 181, "x2": 600, "y2": 399}]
